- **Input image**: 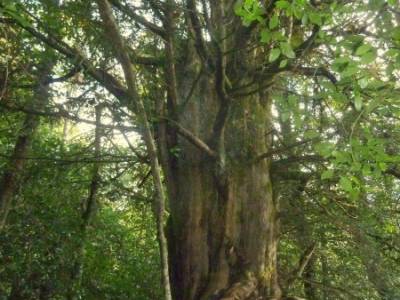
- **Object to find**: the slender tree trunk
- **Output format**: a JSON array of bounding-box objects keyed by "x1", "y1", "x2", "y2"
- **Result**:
[
  {"x1": 295, "y1": 194, "x2": 317, "y2": 300},
  {"x1": 67, "y1": 105, "x2": 103, "y2": 299},
  {"x1": 8, "y1": 277, "x2": 23, "y2": 300},
  {"x1": 95, "y1": 1, "x2": 173, "y2": 299},
  {"x1": 0, "y1": 60, "x2": 53, "y2": 230},
  {"x1": 320, "y1": 237, "x2": 330, "y2": 300}
]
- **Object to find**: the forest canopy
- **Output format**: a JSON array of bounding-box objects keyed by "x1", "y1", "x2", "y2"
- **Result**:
[{"x1": 0, "y1": 0, "x2": 399, "y2": 299}]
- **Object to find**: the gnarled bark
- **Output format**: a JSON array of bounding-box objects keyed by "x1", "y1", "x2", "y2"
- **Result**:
[{"x1": 165, "y1": 57, "x2": 281, "y2": 299}]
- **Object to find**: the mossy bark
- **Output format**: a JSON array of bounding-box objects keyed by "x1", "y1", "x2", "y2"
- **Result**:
[{"x1": 164, "y1": 59, "x2": 281, "y2": 299}]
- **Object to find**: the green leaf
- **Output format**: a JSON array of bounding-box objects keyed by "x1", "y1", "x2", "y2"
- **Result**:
[
  {"x1": 280, "y1": 42, "x2": 296, "y2": 58},
  {"x1": 321, "y1": 169, "x2": 334, "y2": 180},
  {"x1": 272, "y1": 31, "x2": 286, "y2": 41},
  {"x1": 315, "y1": 142, "x2": 334, "y2": 157},
  {"x1": 355, "y1": 44, "x2": 372, "y2": 56},
  {"x1": 333, "y1": 151, "x2": 351, "y2": 164},
  {"x1": 261, "y1": 29, "x2": 272, "y2": 43},
  {"x1": 384, "y1": 223, "x2": 396, "y2": 234},
  {"x1": 309, "y1": 12, "x2": 322, "y2": 25},
  {"x1": 341, "y1": 64, "x2": 358, "y2": 77},
  {"x1": 275, "y1": 0, "x2": 290, "y2": 9},
  {"x1": 360, "y1": 52, "x2": 376, "y2": 64},
  {"x1": 234, "y1": 2, "x2": 244, "y2": 15},
  {"x1": 304, "y1": 130, "x2": 319, "y2": 139},
  {"x1": 362, "y1": 165, "x2": 371, "y2": 176},
  {"x1": 354, "y1": 96, "x2": 362, "y2": 111},
  {"x1": 334, "y1": 57, "x2": 351, "y2": 65},
  {"x1": 391, "y1": 27, "x2": 400, "y2": 40},
  {"x1": 301, "y1": 14, "x2": 308, "y2": 25},
  {"x1": 378, "y1": 162, "x2": 387, "y2": 171},
  {"x1": 321, "y1": 81, "x2": 336, "y2": 91},
  {"x1": 339, "y1": 177, "x2": 353, "y2": 192},
  {"x1": 293, "y1": 7, "x2": 303, "y2": 20},
  {"x1": 288, "y1": 95, "x2": 297, "y2": 107},
  {"x1": 358, "y1": 78, "x2": 368, "y2": 89},
  {"x1": 351, "y1": 161, "x2": 362, "y2": 172},
  {"x1": 281, "y1": 111, "x2": 290, "y2": 121},
  {"x1": 279, "y1": 59, "x2": 288, "y2": 68},
  {"x1": 4, "y1": 7, "x2": 31, "y2": 27},
  {"x1": 269, "y1": 48, "x2": 281, "y2": 62},
  {"x1": 269, "y1": 15, "x2": 279, "y2": 29}
]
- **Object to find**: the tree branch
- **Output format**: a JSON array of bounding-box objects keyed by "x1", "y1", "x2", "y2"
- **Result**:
[
  {"x1": 4, "y1": 15, "x2": 129, "y2": 102},
  {"x1": 0, "y1": 102, "x2": 138, "y2": 132},
  {"x1": 293, "y1": 66, "x2": 338, "y2": 84},
  {"x1": 163, "y1": 118, "x2": 217, "y2": 158},
  {"x1": 255, "y1": 138, "x2": 319, "y2": 163},
  {"x1": 186, "y1": 0, "x2": 211, "y2": 67},
  {"x1": 109, "y1": 0, "x2": 166, "y2": 39},
  {"x1": 286, "y1": 243, "x2": 317, "y2": 288}
]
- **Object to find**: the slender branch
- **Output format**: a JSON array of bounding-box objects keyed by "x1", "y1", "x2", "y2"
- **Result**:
[
  {"x1": 293, "y1": 66, "x2": 338, "y2": 84},
  {"x1": 120, "y1": 130, "x2": 149, "y2": 163},
  {"x1": 0, "y1": 102, "x2": 138, "y2": 132},
  {"x1": 273, "y1": 155, "x2": 325, "y2": 166},
  {"x1": 255, "y1": 138, "x2": 319, "y2": 163},
  {"x1": 301, "y1": 278, "x2": 363, "y2": 300},
  {"x1": 186, "y1": 0, "x2": 211, "y2": 67},
  {"x1": 127, "y1": 47, "x2": 164, "y2": 66},
  {"x1": 163, "y1": 0, "x2": 179, "y2": 113},
  {"x1": 0, "y1": 153, "x2": 137, "y2": 164},
  {"x1": 211, "y1": 1, "x2": 231, "y2": 153},
  {"x1": 109, "y1": 0, "x2": 166, "y2": 38},
  {"x1": 286, "y1": 243, "x2": 317, "y2": 288},
  {"x1": 4, "y1": 15, "x2": 129, "y2": 101},
  {"x1": 16, "y1": 66, "x2": 82, "y2": 88}
]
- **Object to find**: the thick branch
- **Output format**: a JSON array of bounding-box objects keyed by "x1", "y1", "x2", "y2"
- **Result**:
[
  {"x1": 386, "y1": 167, "x2": 400, "y2": 180},
  {"x1": 164, "y1": 118, "x2": 217, "y2": 158}
]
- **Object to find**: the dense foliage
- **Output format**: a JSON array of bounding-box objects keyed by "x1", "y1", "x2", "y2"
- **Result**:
[{"x1": 0, "y1": 0, "x2": 399, "y2": 299}]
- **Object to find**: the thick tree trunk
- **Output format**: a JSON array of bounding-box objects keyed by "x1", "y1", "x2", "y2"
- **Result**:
[
  {"x1": 165, "y1": 59, "x2": 280, "y2": 299},
  {"x1": 97, "y1": 1, "x2": 281, "y2": 298},
  {"x1": 0, "y1": 60, "x2": 53, "y2": 229}
]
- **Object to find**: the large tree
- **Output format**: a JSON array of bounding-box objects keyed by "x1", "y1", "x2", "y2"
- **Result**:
[{"x1": 1, "y1": 0, "x2": 400, "y2": 299}]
